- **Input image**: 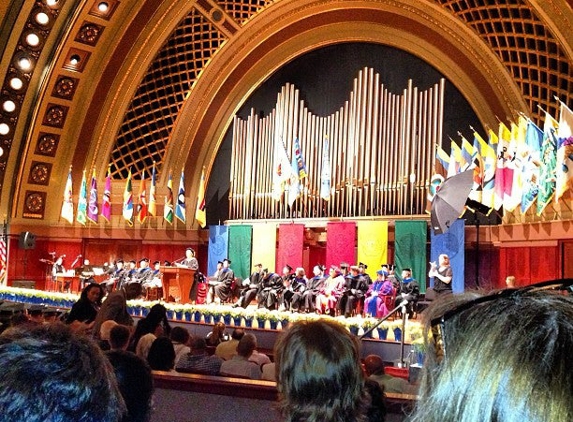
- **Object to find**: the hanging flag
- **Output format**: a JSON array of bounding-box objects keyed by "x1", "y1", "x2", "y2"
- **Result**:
[
  {"x1": 427, "y1": 144, "x2": 450, "y2": 209},
  {"x1": 175, "y1": 170, "x2": 186, "y2": 223},
  {"x1": 556, "y1": 101, "x2": 573, "y2": 201},
  {"x1": 164, "y1": 171, "x2": 174, "y2": 224},
  {"x1": 195, "y1": 166, "x2": 207, "y2": 228},
  {"x1": 504, "y1": 117, "x2": 527, "y2": 212},
  {"x1": 149, "y1": 162, "x2": 157, "y2": 217},
  {"x1": 447, "y1": 140, "x2": 462, "y2": 177},
  {"x1": 137, "y1": 169, "x2": 148, "y2": 223},
  {"x1": 537, "y1": 112, "x2": 558, "y2": 215},
  {"x1": 87, "y1": 169, "x2": 98, "y2": 224},
  {"x1": 0, "y1": 226, "x2": 7, "y2": 286},
  {"x1": 293, "y1": 137, "x2": 308, "y2": 179},
  {"x1": 101, "y1": 166, "x2": 112, "y2": 222},
  {"x1": 287, "y1": 153, "x2": 300, "y2": 207},
  {"x1": 460, "y1": 136, "x2": 474, "y2": 171},
  {"x1": 481, "y1": 129, "x2": 498, "y2": 211},
  {"x1": 494, "y1": 122, "x2": 512, "y2": 210},
  {"x1": 520, "y1": 120, "x2": 543, "y2": 213},
  {"x1": 468, "y1": 133, "x2": 485, "y2": 204},
  {"x1": 76, "y1": 169, "x2": 88, "y2": 226},
  {"x1": 320, "y1": 136, "x2": 331, "y2": 200},
  {"x1": 123, "y1": 169, "x2": 134, "y2": 226},
  {"x1": 272, "y1": 137, "x2": 292, "y2": 201},
  {"x1": 61, "y1": 166, "x2": 74, "y2": 224}
]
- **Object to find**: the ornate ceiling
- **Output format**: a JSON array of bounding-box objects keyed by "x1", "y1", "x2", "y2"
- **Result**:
[{"x1": 0, "y1": 0, "x2": 572, "y2": 236}]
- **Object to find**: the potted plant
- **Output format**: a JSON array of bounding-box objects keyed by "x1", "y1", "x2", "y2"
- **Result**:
[
  {"x1": 229, "y1": 307, "x2": 244, "y2": 326},
  {"x1": 389, "y1": 319, "x2": 404, "y2": 342},
  {"x1": 375, "y1": 320, "x2": 391, "y2": 340},
  {"x1": 254, "y1": 308, "x2": 270, "y2": 329},
  {"x1": 345, "y1": 317, "x2": 361, "y2": 336},
  {"x1": 220, "y1": 307, "x2": 233, "y2": 325},
  {"x1": 360, "y1": 317, "x2": 378, "y2": 338}
]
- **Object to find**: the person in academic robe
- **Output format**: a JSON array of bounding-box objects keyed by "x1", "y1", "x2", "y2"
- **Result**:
[
  {"x1": 338, "y1": 265, "x2": 369, "y2": 317},
  {"x1": 364, "y1": 269, "x2": 395, "y2": 318},
  {"x1": 301, "y1": 264, "x2": 326, "y2": 313},
  {"x1": 211, "y1": 258, "x2": 234, "y2": 304},
  {"x1": 257, "y1": 270, "x2": 283, "y2": 310},
  {"x1": 234, "y1": 263, "x2": 264, "y2": 308}
]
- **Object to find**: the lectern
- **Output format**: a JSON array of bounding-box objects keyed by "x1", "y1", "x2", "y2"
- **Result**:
[{"x1": 160, "y1": 266, "x2": 195, "y2": 304}]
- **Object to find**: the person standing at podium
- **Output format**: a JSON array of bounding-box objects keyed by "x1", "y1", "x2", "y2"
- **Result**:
[{"x1": 177, "y1": 248, "x2": 200, "y2": 302}]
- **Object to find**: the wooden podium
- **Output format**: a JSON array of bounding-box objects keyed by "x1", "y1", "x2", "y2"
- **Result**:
[{"x1": 161, "y1": 266, "x2": 195, "y2": 304}]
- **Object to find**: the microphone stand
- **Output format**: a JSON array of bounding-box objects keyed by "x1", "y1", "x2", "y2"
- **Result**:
[{"x1": 360, "y1": 300, "x2": 410, "y2": 368}]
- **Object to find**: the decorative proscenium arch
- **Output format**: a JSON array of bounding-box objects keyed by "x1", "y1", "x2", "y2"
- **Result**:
[{"x1": 166, "y1": 0, "x2": 525, "y2": 208}]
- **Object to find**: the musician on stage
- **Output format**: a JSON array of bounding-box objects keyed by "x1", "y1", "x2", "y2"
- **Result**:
[
  {"x1": 78, "y1": 258, "x2": 96, "y2": 290},
  {"x1": 52, "y1": 255, "x2": 68, "y2": 292},
  {"x1": 209, "y1": 258, "x2": 234, "y2": 304},
  {"x1": 233, "y1": 263, "x2": 264, "y2": 308},
  {"x1": 301, "y1": 264, "x2": 326, "y2": 313},
  {"x1": 337, "y1": 265, "x2": 368, "y2": 318}
]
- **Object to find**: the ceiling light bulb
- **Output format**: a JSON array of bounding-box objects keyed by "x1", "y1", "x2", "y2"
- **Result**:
[
  {"x1": 3, "y1": 101, "x2": 16, "y2": 113},
  {"x1": 9, "y1": 77, "x2": 24, "y2": 90},
  {"x1": 36, "y1": 12, "x2": 50, "y2": 25},
  {"x1": 70, "y1": 55, "x2": 81, "y2": 65},
  {"x1": 18, "y1": 57, "x2": 32, "y2": 71},
  {"x1": 26, "y1": 33, "x2": 41, "y2": 47},
  {"x1": 46, "y1": 0, "x2": 59, "y2": 6},
  {"x1": 98, "y1": 2, "x2": 109, "y2": 12},
  {"x1": 0, "y1": 124, "x2": 10, "y2": 136}
]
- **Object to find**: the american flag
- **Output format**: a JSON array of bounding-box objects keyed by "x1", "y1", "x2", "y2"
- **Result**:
[{"x1": 0, "y1": 228, "x2": 7, "y2": 286}]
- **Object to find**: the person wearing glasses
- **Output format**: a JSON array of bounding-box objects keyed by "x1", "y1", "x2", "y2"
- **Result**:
[
  {"x1": 428, "y1": 253, "x2": 452, "y2": 295},
  {"x1": 410, "y1": 279, "x2": 573, "y2": 422}
]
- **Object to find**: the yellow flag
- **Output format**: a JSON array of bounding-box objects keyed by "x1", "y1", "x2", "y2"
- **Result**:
[{"x1": 195, "y1": 167, "x2": 206, "y2": 228}]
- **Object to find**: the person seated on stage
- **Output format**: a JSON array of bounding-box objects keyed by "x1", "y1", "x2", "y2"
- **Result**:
[
  {"x1": 105, "y1": 349, "x2": 153, "y2": 422},
  {"x1": 78, "y1": 258, "x2": 96, "y2": 290},
  {"x1": 209, "y1": 258, "x2": 235, "y2": 304},
  {"x1": 364, "y1": 354, "x2": 416, "y2": 394},
  {"x1": 52, "y1": 255, "x2": 68, "y2": 292},
  {"x1": 274, "y1": 319, "x2": 371, "y2": 422},
  {"x1": 176, "y1": 336, "x2": 224, "y2": 375},
  {"x1": 364, "y1": 268, "x2": 395, "y2": 318},
  {"x1": 215, "y1": 328, "x2": 245, "y2": 361},
  {"x1": 0, "y1": 323, "x2": 125, "y2": 422},
  {"x1": 359, "y1": 262, "x2": 373, "y2": 286},
  {"x1": 177, "y1": 247, "x2": 199, "y2": 270},
  {"x1": 301, "y1": 264, "x2": 326, "y2": 313},
  {"x1": 233, "y1": 263, "x2": 264, "y2": 308},
  {"x1": 66, "y1": 282, "x2": 105, "y2": 329},
  {"x1": 276, "y1": 264, "x2": 294, "y2": 311},
  {"x1": 205, "y1": 321, "x2": 230, "y2": 347},
  {"x1": 283, "y1": 267, "x2": 307, "y2": 312},
  {"x1": 316, "y1": 266, "x2": 346, "y2": 316},
  {"x1": 142, "y1": 260, "x2": 162, "y2": 290},
  {"x1": 147, "y1": 336, "x2": 176, "y2": 372},
  {"x1": 257, "y1": 268, "x2": 284, "y2": 310},
  {"x1": 410, "y1": 280, "x2": 573, "y2": 422},
  {"x1": 338, "y1": 265, "x2": 369, "y2": 318},
  {"x1": 505, "y1": 275, "x2": 516, "y2": 288},
  {"x1": 92, "y1": 283, "x2": 143, "y2": 341},
  {"x1": 220, "y1": 333, "x2": 262, "y2": 380},
  {"x1": 394, "y1": 268, "x2": 420, "y2": 318},
  {"x1": 131, "y1": 258, "x2": 153, "y2": 284},
  {"x1": 101, "y1": 259, "x2": 126, "y2": 292},
  {"x1": 118, "y1": 260, "x2": 137, "y2": 289},
  {"x1": 340, "y1": 262, "x2": 350, "y2": 278}
]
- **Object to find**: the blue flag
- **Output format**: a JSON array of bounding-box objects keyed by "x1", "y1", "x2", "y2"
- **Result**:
[{"x1": 175, "y1": 171, "x2": 186, "y2": 223}]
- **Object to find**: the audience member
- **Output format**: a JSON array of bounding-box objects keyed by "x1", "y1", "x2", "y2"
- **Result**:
[
  {"x1": 247, "y1": 333, "x2": 271, "y2": 367},
  {"x1": 0, "y1": 322, "x2": 125, "y2": 421},
  {"x1": 205, "y1": 321, "x2": 230, "y2": 347},
  {"x1": 128, "y1": 303, "x2": 171, "y2": 354},
  {"x1": 27, "y1": 305, "x2": 45, "y2": 324},
  {"x1": 92, "y1": 283, "x2": 143, "y2": 339},
  {"x1": 220, "y1": 333, "x2": 262, "y2": 379},
  {"x1": 410, "y1": 281, "x2": 573, "y2": 422},
  {"x1": 261, "y1": 362, "x2": 276, "y2": 381},
  {"x1": 109, "y1": 324, "x2": 131, "y2": 351},
  {"x1": 176, "y1": 336, "x2": 224, "y2": 375},
  {"x1": 66, "y1": 282, "x2": 104, "y2": 327},
  {"x1": 170, "y1": 326, "x2": 191, "y2": 366},
  {"x1": 215, "y1": 328, "x2": 244, "y2": 360},
  {"x1": 275, "y1": 319, "x2": 371, "y2": 422},
  {"x1": 147, "y1": 336, "x2": 176, "y2": 371},
  {"x1": 363, "y1": 354, "x2": 416, "y2": 394},
  {"x1": 99, "y1": 319, "x2": 119, "y2": 350},
  {"x1": 106, "y1": 349, "x2": 154, "y2": 422}
]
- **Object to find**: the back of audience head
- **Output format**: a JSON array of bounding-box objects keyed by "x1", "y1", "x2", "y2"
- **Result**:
[
  {"x1": 189, "y1": 335, "x2": 207, "y2": 353},
  {"x1": 106, "y1": 349, "x2": 153, "y2": 422},
  {"x1": 147, "y1": 336, "x2": 175, "y2": 371},
  {"x1": 110, "y1": 325, "x2": 131, "y2": 350},
  {"x1": 363, "y1": 354, "x2": 385, "y2": 377},
  {"x1": 170, "y1": 326, "x2": 189, "y2": 345},
  {"x1": 275, "y1": 319, "x2": 369, "y2": 422},
  {"x1": 237, "y1": 333, "x2": 257, "y2": 358},
  {"x1": 411, "y1": 286, "x2": 573, "y2": 422},
  {"x1": 124, "y1": 282, "x2": 143, "y2": 300},
  {"x1": 231, "y1": 328, "x2": 245, "y2": 341},
  {"x1": 0, "y1": 322, "x2": 125, "y2": 422}
]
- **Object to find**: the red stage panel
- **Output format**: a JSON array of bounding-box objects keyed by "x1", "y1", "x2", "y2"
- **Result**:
[
  {"x1": 326, "y1": 221, "x2": 356, "y2": 269},
  {"x1": 277, "y1": 224, "x2": 304, "y2": 273}
]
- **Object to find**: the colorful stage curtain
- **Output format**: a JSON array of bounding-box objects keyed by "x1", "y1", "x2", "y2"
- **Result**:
[
  {"x1": 357, "y1": 221, "x2": 388, "y2": 273},
  {"x1": 395, "y1": 220, "x2": 428, "y2": 293},
  {"x1": 228, "y1": 225, "x2": 252, "y2": 280},
  {"x1": 277, "y1": 224, "x2": 305, "y2": 273},
  {"x1": 208, "y1": 225, "x2": 228, "y2": 277},
  {"x1": 326, "y1": 221, "x2": 357, "y2": 268},
  {"x1": 251, "y1": 223, "x2": 277, "y2": 275},
  {"x1": 430, "y1": 218, "x2": 465, "y2": 293}
]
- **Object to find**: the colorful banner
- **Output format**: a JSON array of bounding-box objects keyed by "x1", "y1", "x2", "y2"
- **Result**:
[
  {"x1": 195, "y1": 167, "x2": 206, "y2": 228},
  {"x1": 164, "y1": 171, "x2": 174, "y2": 224},
  {"x1": 430, "y1": 218, "x2": 465, "y2": 293},
  {"x1": 277, "y1": 224, "x2": 305, "y2": 273},
  {"x1": 320, "y1": 136, "x2": 331, "y2": 200},
  {"x1": 122, "y1": 169, "x2": 134, "y2": 226},
  {"x1": 149, "y1": 163, "x2": 157, "y2": 217},
  {"x1": 326, "y1": 221, "x2": 356, "y2": 269},
  {"x1": 394, "y1": 220, "x2": 428, "y2": 293},
  {"x1": 76, "y1": 169, "x2": 87, "y2": 226},
  {"x1": 556, "y1": 101, "x2": 573, "y2": 201},
  {"x1": 228, "y1": 225, "x2": 252, "y2": 280},
  {"x1": 251, "y1": 223, "x2": 277, "y2": 273},
  {"x1": 208, "y1": 225, "x2": 228, "y2": 277},
  {"x1": 536, "y1": 112, "x2": 558, "y2": 215},
  {"x1": 61, "y1": 166, "x2": 74, "y2": 224},
  {"x1": 356, "y1": 221, "x2": 388, "y2": 273},
  {"x1": 520, "y1": 120, "x2": 543, "y2": 214},
  {"x1": 137, "y1": 169, "x2": 148, "y2": 224},
  {"x1": 175, "y1": 171, "x2": 186, "y2": 223},
  {"x1": 101, "y1": 167, "x2": 111, "y2": 222}
]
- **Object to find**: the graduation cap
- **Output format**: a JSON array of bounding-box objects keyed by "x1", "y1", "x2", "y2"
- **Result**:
[{"x1": 358, "y1": 262, "x2": 368, "y2": 269}]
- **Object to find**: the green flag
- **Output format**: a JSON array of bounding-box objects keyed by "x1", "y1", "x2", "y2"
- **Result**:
[
  {"x1": 394, "y1": 220, "x2": 427, "y2": 293},
  {"x1": 228, "y1": 225, "x2": 252, "y2": 280},
  {"x1": 76, "y1": 169, "x2": 88, "y2": 225}
]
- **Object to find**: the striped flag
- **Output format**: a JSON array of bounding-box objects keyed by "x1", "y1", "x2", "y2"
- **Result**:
[
  {"x1": 101, "y1": 166, "x2": 112, "y2": 221},
  {"x1": 536, "y1": 112, "x2": 558, "y2": 215},
  {"x1": 76, "y1": 169, "x2": 88, "y2": 225},
  {"x1": 520, "y1": 120, "x2": 543, "y2": 214},
  {"x1": 504, "y1": 117, "x2": 528, "y2": 212},
  {"x1": 61, "y1": 166, "x2": 74, "y2": 224},
  {"x1": 0, "y1": 226, "x2": 7, "y2": 286},
  {"x1": 468, "y1": 133, "x2": 485, "y2": 204},
  {"x1": 426, "y1": 144, "x2": 450, "y2": 212},
  {"x1": 137, "y1": 169, "x2": 148, "y2": 224},
  {"x1": 87, "y1": 169, "x2": 98, "y2": 223},
  {"x1": 494, "y1": 122, "x2": 512, "y2": 210},
  {"x1": 447, "y1": 140, "x2": 462, "y2": 177},
  {"x1": 556, "y1": 101, "x2": 573, "y2": 201},
  {"x1": 195, "y1": 166, "x2": 206, "y2": 228},
  {"x1": 272, "y1": 137, "x2": 293, "y2": 201},
  {"x1": 123, "y1": 169, "x2": 134, "y2": 226},
  {"x1": 175, "y1": 170, "x2": 186, "y2": 223},
  {"x1": 164, "y1": 171, "x2": 174, "y2": 224},
  {"x1": 149, "y1": 162, "x2": 157, "y2": 217},
  {"x1": 481, "y1": 129, "x2": 498, "y2": 211},
  {"x1": 320, "y1": 136, "x2": 331, "y2": 200},
  {"x1": 460, "y1": 136, "x2": 474, "y2": 171}
]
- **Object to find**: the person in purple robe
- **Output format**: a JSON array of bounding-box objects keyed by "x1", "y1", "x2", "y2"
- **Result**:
[{"x1": 364, "y1": 268, "x2": 394, "y2": 318}]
